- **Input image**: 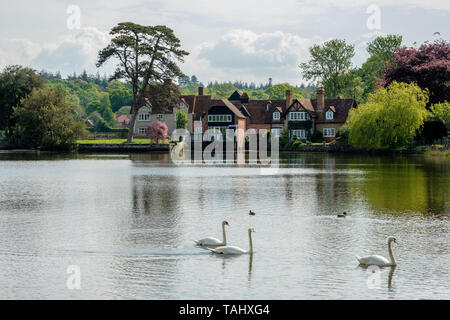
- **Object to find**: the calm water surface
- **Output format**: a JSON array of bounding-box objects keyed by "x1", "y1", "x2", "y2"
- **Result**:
[{"x1": 0, "y1": 151, "x2": 448, "y2": 299}]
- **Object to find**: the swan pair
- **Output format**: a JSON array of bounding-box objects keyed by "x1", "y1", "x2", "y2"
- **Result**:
[{"x1": 194, "y1": 220, "x2": 254, "y2": 255}]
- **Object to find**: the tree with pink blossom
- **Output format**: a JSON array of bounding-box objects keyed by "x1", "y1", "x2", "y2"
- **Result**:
[{"x1": 147, "y1": 121, "x2": 168, "y2": 144}]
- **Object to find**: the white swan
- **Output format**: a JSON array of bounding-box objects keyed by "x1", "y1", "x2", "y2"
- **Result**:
[
  {"x1": 356, "y1": 236, "x2": 397, "y2": 266},
  {"x1": 194, "y1": 221, "x2": 229, "y2": 246},
  {"x1": 208, "y1": 228, "x2": 255, "y2": 255}
]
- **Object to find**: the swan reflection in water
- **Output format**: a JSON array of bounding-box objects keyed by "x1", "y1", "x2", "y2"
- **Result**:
[
  {"x1": 388, "y1": 265, "x2": 396, "y2": 289},
  {"x1": 360, "y1": 265, "x2": 397, "y2": 290}
]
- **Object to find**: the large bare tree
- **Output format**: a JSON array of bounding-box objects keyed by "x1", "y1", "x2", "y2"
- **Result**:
[{"x1": 97, "y1": 22, "x2": 189, "y2": 142}]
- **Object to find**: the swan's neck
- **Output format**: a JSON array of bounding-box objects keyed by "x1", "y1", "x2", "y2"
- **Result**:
[
  {"x1": 248, "y1": 231, "x2": 253, "y2": 254},
  {"x1": 222, "y1": 224, "x2": 227, "y2": 245},
  {"x1": 388, "y1": 241, "x2": 396, "y2": 266}
]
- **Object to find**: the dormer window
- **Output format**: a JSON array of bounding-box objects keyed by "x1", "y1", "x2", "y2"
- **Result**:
[
  {"x1": 289, "y1": 111, "x2": 307, "y2": 121},
  {"x1": 326, "y1": 110, "x2": 334, "y2": 120},
  {"x1": 273, "y1": 112, "x2": 280, "y2": 120},
  {"x1": 138, "y1": 113, "x2": 150, "y2": 121}
]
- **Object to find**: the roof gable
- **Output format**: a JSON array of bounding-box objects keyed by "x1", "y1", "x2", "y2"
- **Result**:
[
  {"x1": 221, "y1": 99, "x2": 246, "y2": 119},
  {"x1": 228, "y1": 90, "x2": 244, "y2": 101}
]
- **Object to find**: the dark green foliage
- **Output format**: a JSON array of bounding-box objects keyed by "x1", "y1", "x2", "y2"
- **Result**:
[
  {"x1": 97, "y1": 22, "x2": 189, "y2": 141},
  {"x1": 420, "y1": 121, "x2": 448, "y2": 144},
  {"x1": 336, "y1": 125, "x2": 350, "y2": 145},
  {"x1": 310, "y1": 130, "x2": 324, "y2": 143},
  {"x1": 148, "y1": 81, "x2": 182, "y2": 114},
  {"x1": 176, "y1": 109, "x2": 189, "y2": 129},
  {"x1": 0, "y1": 65, "x2": 45, "y2": 134},
  {"x1": 11, "y1": 87, "x2": 76, "y2": 150}
]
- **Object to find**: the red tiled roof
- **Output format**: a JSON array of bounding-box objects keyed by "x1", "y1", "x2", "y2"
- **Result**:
[
  {"x1": 115, "y1": 114, "x2": 130, "y2": 124},
  {"x1": 220, "y1": 99, "x2": 246, "y2": 119},
  {"x1": 181, "y1": 93, "x2": 355, "y2": 126},
  {"x1": 314, "y1": 99, "x2": 354, "y2": 123}
]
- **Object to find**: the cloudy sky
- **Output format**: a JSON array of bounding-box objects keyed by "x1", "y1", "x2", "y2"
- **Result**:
[{"x1": 0, "y1": 0, "x2": 448, "y2": 85}]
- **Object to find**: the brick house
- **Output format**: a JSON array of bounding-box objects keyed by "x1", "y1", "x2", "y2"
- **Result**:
[{"x1": 135, "y1": 85, "x2": 355, "y2": 141}]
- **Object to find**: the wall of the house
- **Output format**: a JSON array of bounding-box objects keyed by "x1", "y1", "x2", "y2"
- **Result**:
[
  {"x1": 247, "y1": 124, "x2": 270, "y2": 131},
  {"x1": 315, "y1": 123, "x2": 343, "y2": 141},
  {"x1": 133, "y1": 105, "x2": 193, "y2": 138},
  {"x1": 207, "y1": 106, "x2": 235, "y2": 129}
]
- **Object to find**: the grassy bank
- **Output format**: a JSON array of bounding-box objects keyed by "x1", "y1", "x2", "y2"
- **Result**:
[
  {"x1": 77, "y1": 139, "x2": 151, "y2": 144},
  {"x1": 424, "y1": 149, "x2": 450, "y2": 157}
]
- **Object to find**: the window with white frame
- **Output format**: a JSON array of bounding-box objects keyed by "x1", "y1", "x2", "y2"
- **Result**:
[
  {"x1": 291, "y1": 129, "x2": 306, "y2": 139},
  {"x1": 157, "y1": 114, "x2": 164, "y2": 121},
  {"x1": 138, "y1": 113, "x2": 150, "y2": 121},
  {"x1": 208, "y1": 114, "x2": 232, "y2": 122},
  {"x1": 208, "y1": 127, "x2": 227, "y2": 134},
  {"x1": 289, "y1": 111, "x2": 307, "y2": 121},
  {"x1": 271, "y1": 128, "x2": 281, "y2": 137},
  {"x1": 273, "y1": 112, "x2": 280, "y2": 120},
  {"x1": 325, "y1": 111, "x2": 334, "y2": 120},
  {"x1": 195, "y1": 127, "x2": 203, "y2": 133},
  {"x1": 138, "y1": 127, "x2": 147, "y2": 134},
  {"x1": 323, "y1": 128, "x2": 336, "y2": 137}
]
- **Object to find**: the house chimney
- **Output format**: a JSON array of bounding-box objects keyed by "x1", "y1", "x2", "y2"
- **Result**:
[
  {"x1": 317, "y1": 87, "x2": 325, "y2": 110},
  {"x1": 286, "y1": 90, "x2": 293, "y2": 108},
  {"x1": 198, "y1": 86, "x2": 204, "y2": 96}
]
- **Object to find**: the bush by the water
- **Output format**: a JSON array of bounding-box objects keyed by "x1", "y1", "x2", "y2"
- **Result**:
[{"x1": 310, "y1": 130, "x2": 324, "y2": 143}]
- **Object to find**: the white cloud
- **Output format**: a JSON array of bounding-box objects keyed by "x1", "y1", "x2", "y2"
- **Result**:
[
  {"x1": 31, "y1": 27, "x2": 111, "y2": 76},
  {"x1": 0, "y1": 27, "x2": 112, "y2": 76},
  {"x1": 1, "y1": 0, "x2": 448, "y2": 83},
  {"x1": 0, "y1": 38, "x2": 41, "y2": 68},
  {"x1": 186, "y1": 29, "x2": 320, "y2": 85}
]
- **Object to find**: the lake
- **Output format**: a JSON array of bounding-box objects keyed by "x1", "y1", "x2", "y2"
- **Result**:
[{"x1": 0, "y1": 151, "x2": 448, "y2": 299}]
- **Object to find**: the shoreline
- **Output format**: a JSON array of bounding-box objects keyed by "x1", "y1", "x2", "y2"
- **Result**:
[{"x1": 0, "y1": 143, "x2": 447, "y2": 156}]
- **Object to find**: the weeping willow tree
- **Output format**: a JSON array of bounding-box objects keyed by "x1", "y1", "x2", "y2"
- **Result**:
[
  {"x1": 347, "y1": 81, "x2": 429, "y2": 149},
  {"x1": 97, "y1": 22, "x2": 189, "y2": 142}
]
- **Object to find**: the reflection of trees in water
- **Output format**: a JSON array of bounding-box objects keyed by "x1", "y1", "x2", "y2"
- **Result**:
[
  {"x1": 358, "y1": 156, "x2": 448, "y2": 215},
  {"x1": 131, "y1": 175, "x2": 181, "y2": 244},
  {"x1": 130, "y1": 153, "x2": 170, "y2": 163}
]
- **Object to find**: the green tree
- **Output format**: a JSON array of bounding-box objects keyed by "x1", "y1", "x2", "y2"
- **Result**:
[
  {"x1": 11, "y1": 87, "x2": 76, "y2": 149},
  {"x1": 0, "y1": 65, "x2": 44, "y2": 135},
  {"x1": 176, "y1": 108, "x2": 189, "y2": 129},
  {"x1": 98, "y1": 93, "x2": 116, "y2": 126},
  {"x1": 148, "y1": 81, "x2": 182, "y2": 114},
  {"x1": 430, "y1": 102, "x2": 450, "y2": 130},
  {"x1": 206, "y1": 82, "x2": 238, "y2": 99},
  {"x1": 86, "y1": 99, "x2": 102, "y2": 115},
  {"x1": 97, "y1": 22, "x2": 189, "y2": 142},
  {"x1": 71, "y1": 122, "x2": 89, "y2": 139},
  {"x1": 299, "y1": 39, "x2": 355, "y2": 97},
  {"x1": 337, "y1": 71, "x2": 365, "y2": 104},
  {"x1": 367, "y1": 34, "x2": 403, "y2": 61},
  {"x1": 359, "y1": 35, "x2": 403, "y2": 102},
  {"x1": 247, "y1": 90, "x2": 270, "y2": 100},
  {"x1": 347, "y1": 82, "x2": 429, "y2": 149},
  {"x1": 107, "y1": 81, "x2": 133, "y2": 112},
  {"x1": 264, "y1": 83, "x2": 304, "y2": 99}
]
